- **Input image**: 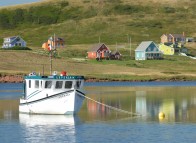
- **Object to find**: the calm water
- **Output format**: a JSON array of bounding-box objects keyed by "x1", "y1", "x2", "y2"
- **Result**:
[
  {"x1": 0, "y1": 0, "x2": 41, "y2": 7},
  {"x1": 0, "y1": 82, "x2": 196, "y2": 143}
]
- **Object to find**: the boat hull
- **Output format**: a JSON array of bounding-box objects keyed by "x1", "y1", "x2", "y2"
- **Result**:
[{"x1": 19, "y1": 90, "x2": 85, "y2": 115}]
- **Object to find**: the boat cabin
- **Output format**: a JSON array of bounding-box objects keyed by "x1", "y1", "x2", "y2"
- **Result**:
[{"x1": 23, "y1": 73, "x2": 85, "y2": 100}]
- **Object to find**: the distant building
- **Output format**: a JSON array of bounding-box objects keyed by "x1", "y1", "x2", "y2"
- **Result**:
[
  {"x1": 160, "y1": 33, "x2": 186, "y2": 45},
  {"x1": 42, "y1": 36, "x2": 64, "y2": 50},
  {"x1": 186, "y1": 37, "x2": 194, "y2": 42},
  {"x1": 109, "y1": 51, "x2": 121, "y2": 60},
  {"x1": 135, "y1": 41, "x2": 163, "y2": 60},
  {"x1": 87, "y1": 43, "x2": 110, "y2": 60},
  {"x1": 159, "y1": 43, "x2": 175, "y2": 55},
  {"x1": 2, "y1": 36, "x2": 26, "y2": 48}
]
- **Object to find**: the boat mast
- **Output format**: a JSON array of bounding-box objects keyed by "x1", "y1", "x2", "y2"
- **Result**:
[
  {"x1": 50, "y1": 33, "x2": 56, "y2": 75},
  {"x1": 50, "y1": 37, "x2": 52, "y2": 75}
]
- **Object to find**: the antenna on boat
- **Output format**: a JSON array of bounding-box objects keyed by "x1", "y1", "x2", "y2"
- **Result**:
[{"x1": 42, "y1": 64, "x2": 44, "y2": 75}]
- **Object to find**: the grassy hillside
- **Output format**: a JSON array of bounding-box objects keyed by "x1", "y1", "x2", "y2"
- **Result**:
[
  {"x1": 0, "y1": 0, "x2": 195, "y2": 46},
  {"x1": 0, "y1": 0, "x2": 195, "y2": 81}
]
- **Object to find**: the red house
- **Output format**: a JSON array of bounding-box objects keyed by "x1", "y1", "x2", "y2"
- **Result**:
[{"x1": 87, "y1": 43, "x2": 110, "y2": 59}]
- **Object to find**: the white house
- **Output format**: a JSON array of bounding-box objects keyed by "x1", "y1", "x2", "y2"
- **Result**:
[{"x1": 2, "y1": 36, "x2": 26, "y2": 48}]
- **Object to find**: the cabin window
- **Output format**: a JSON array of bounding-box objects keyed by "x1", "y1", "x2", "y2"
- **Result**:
[
  {"x1": 29, "y1": 80, "x2": 31, "y2": 88},
  {"x1": 55, "y1": 81, "x2": 63, "y2": 89},
  {"x1": 76, "y1": 81, "x2": 81, "y2": 89},
  {"x1": 65, "y1": 81, "x2": 72, "y2": 89},
  {"x1": 45, "y1": 81, "x2": 52, "y2": 89},
  {"x1": 35, "y1": 80, "x2": 39, "y2": 88}
]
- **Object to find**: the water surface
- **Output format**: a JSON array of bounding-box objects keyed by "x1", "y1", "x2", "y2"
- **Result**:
[{"x1": 0, "y1": 82, "x2": 196, "y2": 143}]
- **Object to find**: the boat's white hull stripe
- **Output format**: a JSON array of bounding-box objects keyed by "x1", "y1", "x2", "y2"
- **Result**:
[
  {"x1": 27, "y1": 90, "x2": 42, "y2": 100},
  {"x1": 20, "y1": 90, "x2": 85, "y2": 106}
]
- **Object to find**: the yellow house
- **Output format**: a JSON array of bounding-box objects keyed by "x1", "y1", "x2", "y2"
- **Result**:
[{"x1": 159, "y1": 43, "x2": 174, "y2": 55}]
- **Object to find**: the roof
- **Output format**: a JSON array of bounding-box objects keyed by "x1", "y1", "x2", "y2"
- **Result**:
[
  {"x1": 48, "y1": 36, "x2": 64, "y2": 42},
  {"x1": 25, "y1": 75, "x2": 84, "y2": 80},
  {"x1": 3, "y1": 36, "x2": 25, "y2": 44},
  {"x1": 4, "y1": 36, "x2": 17, "y2": 39},
  {"x1": 161, "y1": 34, "x2": 185, "y2": 38},
  {"x1": 135, "y1": 41, "x2": 154, "y2": 51},
  {"x1": 88, "y1": 43, "x2": 108, "y2": 52}
]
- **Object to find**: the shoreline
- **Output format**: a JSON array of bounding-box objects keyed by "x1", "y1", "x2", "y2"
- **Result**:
[{"x1": 0, "y1": 75, "x2": 195, "y2": 83}]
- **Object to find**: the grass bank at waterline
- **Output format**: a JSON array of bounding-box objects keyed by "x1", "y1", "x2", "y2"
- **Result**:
[{"x1": 0, "y1": 47, "x2": 195, "y2": 82}]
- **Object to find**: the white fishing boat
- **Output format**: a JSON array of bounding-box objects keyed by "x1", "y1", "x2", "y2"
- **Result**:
[
  {"x1": 19, "y1": 34, "x2": 85, "y2": 114},
  {"x1": 19, "y1": 71, "x2": 85, "y2": 114}
]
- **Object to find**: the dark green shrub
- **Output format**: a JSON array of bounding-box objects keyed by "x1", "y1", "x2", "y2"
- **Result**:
[
  {"x1": 2, "y1": 46, "x2": 32, "y2": 50},
  {"x1": 114, "y1": 4, "x2": 140, "y2": 14},
  {"x1": 59, "y1": 0, "x2": 69, "y2": 7},
  {"x1": 161, "y1": 7, "x2": 176, "y2": 13}
]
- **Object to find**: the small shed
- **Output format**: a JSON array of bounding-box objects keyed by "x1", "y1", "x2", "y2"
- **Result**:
[
  {"x1": 135, "y1": 41, "x2": 163, "y2": 60},
  {"x1": 110, "y1": 51, "x2": 121, "y2": 60},
  {"x1": 87, "y1": 43, "x2": 110, "y2": 59}
]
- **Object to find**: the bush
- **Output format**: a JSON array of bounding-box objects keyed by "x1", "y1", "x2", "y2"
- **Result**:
[
  {"x1": 114, "y1": 5, "x2": 140, "y2": 14},
  {"x1": 59, "y1": 0, "x2": 69, "y2": 7},
  {"x1": 2, "y1": 46, "x2": 32, "y2": 50},
  {"x1": 161, "y1": 7, "x2": 176, "y2": 13}
]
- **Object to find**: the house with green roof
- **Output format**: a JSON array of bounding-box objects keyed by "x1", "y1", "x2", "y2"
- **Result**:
[{"x1": 135, "y1": 41, "x2": 163, "y2": 60}]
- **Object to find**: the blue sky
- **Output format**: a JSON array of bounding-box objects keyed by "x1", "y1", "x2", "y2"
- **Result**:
[{"x1": 0, "y1": 0, "x2": 41, "y2": 7}]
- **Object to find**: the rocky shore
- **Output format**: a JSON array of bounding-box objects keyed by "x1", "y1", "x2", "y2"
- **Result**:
[
  {"x1": 0, "y1": 75, "x2": 194, "y2": 83},
  {"x1": 0, "y1": 75, "x2": 23, "y2": 83}
]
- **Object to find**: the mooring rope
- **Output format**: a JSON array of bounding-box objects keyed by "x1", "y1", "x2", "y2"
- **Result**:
[{"x1": 83, "y1": 95, "x2": 141, "y2": 116}]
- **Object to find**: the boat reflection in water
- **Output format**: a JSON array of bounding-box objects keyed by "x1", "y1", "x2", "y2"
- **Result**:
[{"x1": 19, "y1": 114, "x2": 80, "y2": 142}]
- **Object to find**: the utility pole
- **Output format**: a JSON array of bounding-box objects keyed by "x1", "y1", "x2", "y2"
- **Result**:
[
  {"x1": 50, "y1": 36, "x2": 52, "y2": 75},
  {"x1": 130, "y1": 37, "x2": 131, "y2": 58},
  {"x1": 127, "y1": 34, "x2": 131, "y2": 59}
]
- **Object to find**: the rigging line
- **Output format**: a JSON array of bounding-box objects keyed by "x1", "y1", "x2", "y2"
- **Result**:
[{"x1": 83, "y1": 95, "x2": 142, "y2": 116}]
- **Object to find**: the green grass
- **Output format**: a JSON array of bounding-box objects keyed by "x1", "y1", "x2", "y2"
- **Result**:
[
  {"x1": 0, "y1": 0, "x2": 195, "y2": 81},
  {"x1": 0, "y1": 0, "x2": 195, "y2": 46},
  {"x1": 0, "y1": 46, "x2": 195, "y2": 81}
]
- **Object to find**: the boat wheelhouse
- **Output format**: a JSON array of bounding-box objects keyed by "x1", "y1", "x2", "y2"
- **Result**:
[{"x1": 19, "y1": 72, "x2": 85, "y2": 115}]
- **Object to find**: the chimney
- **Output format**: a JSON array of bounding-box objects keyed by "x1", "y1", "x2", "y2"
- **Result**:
[{"x1": 183, "y1": 32, "x2": 185, "y2": 37}]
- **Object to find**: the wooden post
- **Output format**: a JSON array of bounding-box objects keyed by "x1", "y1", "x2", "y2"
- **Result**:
[{"x1": 130, "y1": 37, "x2": 131, "y2": 58}]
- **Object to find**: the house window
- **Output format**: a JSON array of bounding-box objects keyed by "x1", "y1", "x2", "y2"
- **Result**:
[
  {"x1": 65, "y1": 81, "x2": 72, "y2": 89},
  {"x1": 29, "y1": 80, "x2": 31, "y2": 88},
  {"x1": 45, "y1": 81, "x2": 52, "y2": 89},
  {"x1": 35, "y1": 80, "x2": 39, "y2": 88},
  {"x1": 137, "y1": 53, "x2": 139, "y2": 58},
  {"x1": 76, "y1": 81, "x2": 81, "y2": 89},
  {"x1": 55, "y1": 81, "x2": 63, "y2": 89}
]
